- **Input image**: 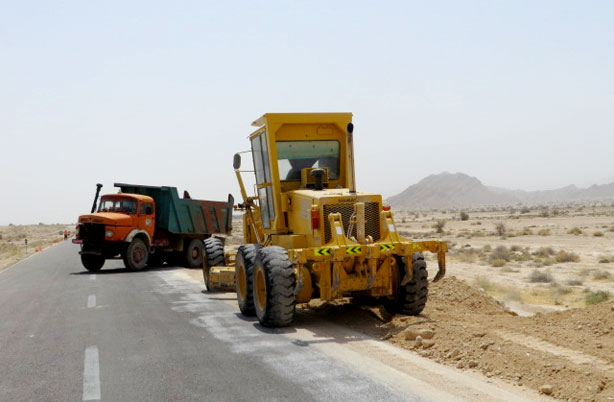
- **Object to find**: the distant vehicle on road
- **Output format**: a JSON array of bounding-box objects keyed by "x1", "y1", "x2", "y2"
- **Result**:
[{"x1": 74, "y1": 183, "x2": 233, "y2": 272}]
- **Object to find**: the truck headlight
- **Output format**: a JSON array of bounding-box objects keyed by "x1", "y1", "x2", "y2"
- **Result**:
[{"x1": 105, "y1": 230, "x2": 114, "y2": 238}]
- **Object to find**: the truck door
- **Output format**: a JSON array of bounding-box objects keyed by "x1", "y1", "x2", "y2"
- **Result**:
[
  {"x1": 251, "y1": 131, "x2": 275, "y2": 229},
  {"x1": 138, "y1": 202, "x2": 155, "y2": 239}
]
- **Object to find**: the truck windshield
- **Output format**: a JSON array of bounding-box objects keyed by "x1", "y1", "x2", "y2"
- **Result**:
[
  {"x1": 277, "y1": 140, "x2": 340, "y2": 181},
  {"x1": 98, "y1": 197, "x2": 137, "y2": 214}
]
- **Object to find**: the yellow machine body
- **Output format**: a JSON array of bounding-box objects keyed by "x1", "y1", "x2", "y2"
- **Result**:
[{"x1": 207, "y1": 113, "x2": 447, "y2": 304}]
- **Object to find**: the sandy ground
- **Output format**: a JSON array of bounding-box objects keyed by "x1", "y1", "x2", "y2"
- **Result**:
[
  {"x1": 213, "y1": 206, "x2": 614, "y2": 401},
  {"x1": 0, "y1": 224, "x2": 74, "y2": 270}
]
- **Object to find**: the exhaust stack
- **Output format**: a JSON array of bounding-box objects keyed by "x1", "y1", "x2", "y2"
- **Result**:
[
  {"x1": 91, "y1": 183, "x2": 103, "y2": 213},
  {"x1": 346, "y1": 122, "x2": 356, "y2": 194}
]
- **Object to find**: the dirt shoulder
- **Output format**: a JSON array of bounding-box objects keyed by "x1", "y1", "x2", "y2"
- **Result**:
[
  {"x1": 0, "y1": 224, "x2": 74, "y2": 270},
  {"x1": 326, "y1": 276, "x2": 613, "y2": 402}
]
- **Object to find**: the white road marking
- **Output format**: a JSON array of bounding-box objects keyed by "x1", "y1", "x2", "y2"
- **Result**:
[
  {"x1": 89, "y1": 274, "x2": 96, "y2": 281},
  {"x1": 83, "y1": 346, "x2": 101, "y2": 401},
  {"x1": 87, "y1": 294, "x2": 96, "y2": 308}
]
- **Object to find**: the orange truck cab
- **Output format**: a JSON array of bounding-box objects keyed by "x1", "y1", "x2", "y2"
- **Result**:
[{"x1": 74, "y1": 183, "x2": 233, "y2": 272}]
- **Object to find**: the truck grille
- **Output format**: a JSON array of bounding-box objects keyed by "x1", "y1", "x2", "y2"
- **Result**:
[
  {"x1": 323, "y1": 202, "x2": 380, "y2": 244},
  {"x1": 79, "y1": 223, "x2": 105, "y2": 243}
]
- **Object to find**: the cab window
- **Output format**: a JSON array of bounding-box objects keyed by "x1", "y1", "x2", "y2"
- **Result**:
[
  {"x1": 140, "y1": 203, "x2": 153, "y2": 215},
  {"x1": 277, "y1": 140, "x2": 340, "y2": 181}
]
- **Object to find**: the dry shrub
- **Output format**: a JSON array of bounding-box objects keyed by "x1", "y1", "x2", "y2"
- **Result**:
[
  {"x1": 537, "y1": 228, "x2": 551, "y2": 236},
  {"x1": 433, "y1": 219, "x2": 446, "y2": 234},
  {"x1": 599, "y1": 257, "x2": 610, "y2": 263},
  {"x1": 568, "y1": 227, "x2": 583, "y2": 235},
  {"x1": 521, "y1": 227, "x2": 533, "y2": 236},
  {"x1": 586, "y1": 290, "x2": 610, "y2": 305},
  {"x1": 532, "y1": 247, "x2": 555, "y2": 257},
  {"x1": 529, "y1": 270, "x2": 554, "y2": 283},
  {"x1": 460, "y1": 211, "x2": 469, "y2": 221},
  {"x1": 593, "y1": 270, "x2": 611, "y2": 280},
  {"x1": 593, "y1": 231, "x2": 604, "y2": 237},
  {"x1": 566, "y1": 278, "x2": 583, "y2": 286},
  {"x1": 490, "y1": 246, "x2": 510, "y2": 261},
  {"x1": 495, "y1": 222, "x2": 506, "y2": 237},
  {"x1": 490, "y1": 258, "x2": 507, "y2": 267},
  {"x1": 554, "y1": 250, "x2": 580, "y2": 263}
]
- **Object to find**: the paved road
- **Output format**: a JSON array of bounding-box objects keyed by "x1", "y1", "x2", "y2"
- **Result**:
[{"x1": 0, "y1": 241, "x2": 433, "y2": 402}]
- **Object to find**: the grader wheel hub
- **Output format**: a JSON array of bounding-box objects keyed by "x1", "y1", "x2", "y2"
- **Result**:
[{"x1": 255, "y1": 268, "x2": 267, "y2": 312}]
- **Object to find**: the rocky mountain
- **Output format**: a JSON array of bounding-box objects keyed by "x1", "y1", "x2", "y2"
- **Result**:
[{"x1": 387, "y1": 172, "x2": 614, "y2": 210}]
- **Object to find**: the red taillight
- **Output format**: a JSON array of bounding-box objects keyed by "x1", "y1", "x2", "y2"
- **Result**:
[
  {"x1": 383, "y1": 206, "x2": 391, "y2": 211},
  {"x1": 311, "y1": 209, "x2": 320, "y2": 229}
]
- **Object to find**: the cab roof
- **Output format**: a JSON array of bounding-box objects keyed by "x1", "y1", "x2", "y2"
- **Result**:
[{"x1": 103, "y1": 193, "x2": 153, "y2": 203}]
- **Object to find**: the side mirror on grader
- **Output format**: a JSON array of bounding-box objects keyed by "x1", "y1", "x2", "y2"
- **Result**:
[{"x1": 204, "y1": 113, "x2": 447, "y2": 327}]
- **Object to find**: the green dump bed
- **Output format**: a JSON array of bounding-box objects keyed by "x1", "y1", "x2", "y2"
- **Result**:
[{"x1": 115, "y1": 183, "x2": 233, "y2": 235}]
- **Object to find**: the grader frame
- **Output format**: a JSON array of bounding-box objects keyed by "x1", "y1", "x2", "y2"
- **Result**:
[{"x1": 204, "y1": 113, "x2": 447, "y2": 327}]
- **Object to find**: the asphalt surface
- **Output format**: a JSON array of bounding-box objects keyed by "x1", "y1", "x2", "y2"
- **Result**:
[{"x1": 0, "y1": 241, "x2": 432, "y2": 402}]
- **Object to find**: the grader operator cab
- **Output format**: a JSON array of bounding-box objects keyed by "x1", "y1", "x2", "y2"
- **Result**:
[{"x1": 204, "y1": 113, "x2": 447, "y2": 327}]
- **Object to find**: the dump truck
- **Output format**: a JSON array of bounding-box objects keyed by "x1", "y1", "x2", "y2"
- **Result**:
[
  {"x1": 204, "y1": 113, "x2": 447, "y2": 327},
  {"x1": 74, "y1": 183, "x2": 233, "y2": 272}
]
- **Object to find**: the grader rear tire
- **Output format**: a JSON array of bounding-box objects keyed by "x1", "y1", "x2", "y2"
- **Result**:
[
  {"x1": 252, "y1": 246, "x2": 295, "y2": 327},
  {"x1": 384, "y1": 252, "x2": 428, "y2": 316},
  {"x1": 203, "y1": 237, "x2": 224, "y2": 291},
  {"x1": 235, "y1": 244, "x2": 261, "y2": 316}
]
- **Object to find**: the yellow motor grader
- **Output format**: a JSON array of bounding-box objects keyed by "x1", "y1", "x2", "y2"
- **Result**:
[{"x1": 203, "y1": 113, "x2": 447, "y2": 327}]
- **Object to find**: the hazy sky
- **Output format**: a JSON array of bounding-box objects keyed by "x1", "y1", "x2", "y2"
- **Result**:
[{"x1": 1, "y1": 1, "x2": 613, "y2": 224}]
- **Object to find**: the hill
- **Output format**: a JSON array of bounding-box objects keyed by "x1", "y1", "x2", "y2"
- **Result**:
[{"x1": 387, "y1": 172, "x2": 614, "y2": 210}]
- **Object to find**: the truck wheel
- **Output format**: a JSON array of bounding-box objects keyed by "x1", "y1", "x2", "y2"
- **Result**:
[
  {"x1": 252, "y1": 246, "x2": 295, "y2": 327},
  {"x1": 123, "y1": 238, "x2": 149, "y2": 271},
  {"x1": 384, "y1": 253, "x2": 428, "y2": 315},
  {"x1": 81, "y1": 254, "x2": 105, "y2": 272},
  {"x1": 185, "y1": 238, "x2": 204, "y2": 268},
  {"x1": 235, "y1": 244, "x2": 262, "y2": 316},
  {"x1": 203, "y1": 237, "x2": 224, "y2": 291}
]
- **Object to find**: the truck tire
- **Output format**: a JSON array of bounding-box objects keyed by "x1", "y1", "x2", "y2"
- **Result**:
[
  {"x1": 384, "y1": 252, "x2": 428, "y2": 316},
  {"x1": 81, "y1": 254, "x2": 105, "y2": 272},
  {"x1": 123, "y1": 238, "x2": 149, "y2": 271},
  {"x1": 252, "y1": 246, "x2": 295, "y2": 327},
  {"x1": 235, "y1": 244, "x2": 262, "y2": 316},
  {"x1": 203, "y1": 237, "x2": 224, "y2": 291},
  {"x1": 185, "y1": 238, "x2": 204, "y2": 268}
]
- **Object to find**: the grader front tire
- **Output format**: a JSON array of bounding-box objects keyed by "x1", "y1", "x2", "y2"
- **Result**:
[
  {"x1": 235, "y1": 244, "x2": 261, "y2": 316},
  {"x1": 203, "y1": 237, "x2": 224, "y2": 291},
  {"x1": 384, "y1": 252, "x2": 429, "y2": 316},
  {"x1": 253, "y1": 246, "x2": 296, "y2": 327}
]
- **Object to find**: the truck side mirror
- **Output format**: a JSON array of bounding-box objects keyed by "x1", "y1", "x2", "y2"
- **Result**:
[{"x1": 233, "y1": 153, "x2": 241, "y2": 170}]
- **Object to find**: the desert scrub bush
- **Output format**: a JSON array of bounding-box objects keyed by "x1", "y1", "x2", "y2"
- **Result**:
[
  {"x1": 539, "y1": 208, "x2": 550, "y2": 217},
  {"x1": 585, "y1": 290, "x2": 610, "y2": 305},
  {"x1": 532, "y1": 247, "x2": 555, "y2": 257},
  {"x1": 520, "y1": 227, "x2": 533, "y2": 236},
  {"x1": 475, "y1": 276, "x2": 493, "y2": 291},
  {"x1": 460, "y1": 211, "x2": 469, "y2": 221},
  {"x1": 457, "y1": 248, "x2": 478, "y2": 263},
  {"x1": 490, "y1": 258, "x2": 507, "y2": 267},
  {"x1": 568, "y1": 227, "x2": 583, "y2": 236},
  {"x1": 490, "y1": 246, "x2": 510, "y2": 261},
  {"x1": 593, "y1": 270, "x2": 611, "y2": 280},
  {"x1": 566, "y1": 278, "x2": 583, "y2": 286},
  {"x1": 599, "y1": 257, "x2": 610, "y2": 263},
  {"x1": 520, "y1": 206, "x2": 530, "y2": 214},
  {"x1": 495, "y1": 222, "x2": 506, "y2": 237},
  {"x1": 529, "y1": 270, "x2": 554, "y2": 283},
  {"x1": 593, "y1": 231, "x2": 604, "y2": 237},
  {"x1": 433, "y1": 219, "x2": 446, "y2": 234},
  {"x1": 554, "y1": 250, "x2": 580, "y2": 263},
  {"x1": 482, "y1": 244, "x2": 492, "y2": 252},
  {"x1": 537, "y1": 228, "x2": 551, "y2": 236}
]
